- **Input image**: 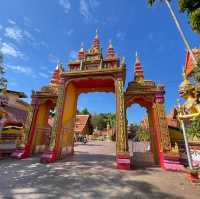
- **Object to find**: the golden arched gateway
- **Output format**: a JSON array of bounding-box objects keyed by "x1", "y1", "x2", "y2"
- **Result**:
[{"x1": 12, "y1": 32, "x2": 177, "y2": 170}]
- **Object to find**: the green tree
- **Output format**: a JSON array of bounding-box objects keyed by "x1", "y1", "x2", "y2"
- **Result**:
[
  {"x1": 0, "y1": 51, "x2": 7, "y2": 93},
  {"x1": 186, "y1": 116, "x2": 200, "y2": 140},
  {"x1": 135, "y1": 127, "x2": 150, "y2": 142},
  {"x1": 128, "y1": 123, "x2": 140, "y2": 139},
  {"x1": 179, "y1": 0, "x2": 200, "y2": 34},
  {"x1": 91, "y1": 114, "x2": 107, "y2": 130},
  {"x1": 104, "y1": 113, "x2": 116, "y2": 128},
  {"x1": 80, "y1": 108, "x2": 90, "y2": 115},
  {"x1": 148, "y1": 0, "x2": 200, "y2": 34}
]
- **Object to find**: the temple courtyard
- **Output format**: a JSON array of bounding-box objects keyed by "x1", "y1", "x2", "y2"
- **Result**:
[{"x1": 0, "y1": 141, "x2": 200, "y2": 199}]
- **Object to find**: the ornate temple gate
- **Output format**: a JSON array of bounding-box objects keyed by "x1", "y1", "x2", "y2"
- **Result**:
[
  {"x1": 12, "y1": 32, "x2": 130, "y2": 169},
  {"x1": 126, "y1": 56, "x2": 171, "y2": 167},
  {"x1": 12, "y1": 32, "x2": 172, "y2": 170}
]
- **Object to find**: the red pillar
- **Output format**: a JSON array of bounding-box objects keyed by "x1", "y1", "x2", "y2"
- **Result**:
[{"x1": 40, "y1": 79, "x2": 66, "y2": 163}]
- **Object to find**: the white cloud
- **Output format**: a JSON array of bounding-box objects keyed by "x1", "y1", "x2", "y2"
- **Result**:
[
  {"x1": 4, "y1": 24, "x2": 34, "y2": 43},
  {"x1": 5, "y1": 26, "x2": 23, "y2": 42},
  {"x1": 80, "y1": 0, "x2": 91, "y2": 20},
  {"x1": 39, "y1": 72, "x2": 49, "y2": 78},
  {"x1": 40, "y1": 66, "x2": 48, "y2": 70},
  {"x1": 6, "y1": 64, "x2": 32, "y2": 75},
  {"x1": 69, "y1": 50, "x2": 77, "y2": 60},
  {"x1": 116, "y1": 32, "x2": 126, "y2": 41},
  {"x1": 89, "y1": 0, "x2": 100, "y2": 10},
  {"x1": 1, "y1": 42, "x2": 24, "y2": 59},
  {"x1": 23, "y1": 17, "x2": 31, "y2": 26},
  {"x1": 8, "y1": 19, "x2": 16, "y2": 25},
  {"x1": 24, "y1": 30, "x2": 34, "y2": 40},
  {"x1": 59, "y1": 0, "x2": 71, "y2": 14},
  {"x1": 34, "y1": 28, "x2": 41, "y2": 33},
  {"x1": 148, "y1": 33, "x2": 154, "y2": 41},
  {"x1": 66, "y1": 29, "x2": 74, "y2": 36},
  {"x1": 80, "y1": 0, "x2": 100, "y2": 21},
  {"x1": 48, "y1": 53, "x2": 60, "y2": 63}
]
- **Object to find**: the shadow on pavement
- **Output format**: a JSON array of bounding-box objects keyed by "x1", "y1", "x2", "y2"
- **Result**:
[{"x1": 0, "y1": 153, "x2": 192, "y2": 199}]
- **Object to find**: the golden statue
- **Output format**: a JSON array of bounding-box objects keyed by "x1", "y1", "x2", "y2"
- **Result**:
[{"x1": 177, "y1": 72, "x2": 200, "y2": 120}]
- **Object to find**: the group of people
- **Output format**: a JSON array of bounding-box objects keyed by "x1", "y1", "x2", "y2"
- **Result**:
[{"x1": 74, "y1": 135, "x2": 87, "y2": 144}]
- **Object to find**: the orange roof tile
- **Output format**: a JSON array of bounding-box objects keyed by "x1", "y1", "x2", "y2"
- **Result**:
[
  {"x1": 184, "y1": 49, "x2": 200, "y2": 77},
  {"x1": 74, "y1": 115, "x2": 90, "y2": 133}
]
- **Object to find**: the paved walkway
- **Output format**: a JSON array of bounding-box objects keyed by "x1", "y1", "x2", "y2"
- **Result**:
[{"x1": 0, "y1": 141, "x2": 200, "y2": 199}]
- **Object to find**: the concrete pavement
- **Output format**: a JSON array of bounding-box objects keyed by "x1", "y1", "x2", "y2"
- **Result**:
[{"x1": 0, "y1": 140, "x2": 199, "y2": 199}]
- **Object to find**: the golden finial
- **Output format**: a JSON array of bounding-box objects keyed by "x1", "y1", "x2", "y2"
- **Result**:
[
  {"x1": 80, "y1": 42, "x2": 84, "y2": 52},
  {"x1": 135, "y1": 51, "x2": 140, "y2": 63},
  {"x1": 182, "y1": 67, "x2": 186, "y2": 80},
  {"x1": 56, "y1": 63, "x2": 60, "y2": 70},
  {"x1": 179, "y1": 67, "x2": 193, "y2": 90},
  {"x1": 109, "y1": 40, "x2": 113, "y2": 48},
  {"x1": 95, "y1": 29, "x2": 99, "y2": 39},
  {"x1": 121, "y1": 56, "x2": 125, "y2": 64},
  {"x1": 56, "y1": 62, "x2": 63, "y2": 71}
]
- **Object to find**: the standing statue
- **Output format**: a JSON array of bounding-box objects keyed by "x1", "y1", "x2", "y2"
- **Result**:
[
  {"x1": 177, "y1": 73, "x2": 200, "y2": 120},
  {"x1": 175, "y1": 72, "x2": 200, "y2": 181}
]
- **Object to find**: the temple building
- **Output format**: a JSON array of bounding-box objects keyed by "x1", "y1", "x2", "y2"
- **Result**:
[
  {"x1": 184, "y1": 48, "x2": 200, "y2": 77},
  {"x1": 140, "y1": 110, "x2": 183, "y2": 145},
  {"x1": 0, "y1": 89, "x2": 29, "y2": 157},
  {"x1": 74, "y1": 114, "x2": 93, "y2": 139},
  {"x1": 2, "y1": 90, "x2": 28, "y2": 122}
]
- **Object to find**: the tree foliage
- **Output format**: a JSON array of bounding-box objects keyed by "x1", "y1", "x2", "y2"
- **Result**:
[
  {"x1": 128, "y1": 123, "x2": 140, "y2": 139},
  {"x1": 91, "y1": 114, "x2": 107, "y2": 131},
  {"x1": 135, "y1": 127, "x2": 150, "y2": 142},
  {"x1": 186, "y1": 116, "x2": 200, "y2": 140},
  {"x1": 79, "y1": 108, "x2": 90, "y2": 115},
  {"x1": 91, "y1": 113, "x2": 115, "y2": 131},
  {"x1": 147, "y1": 0, "x2": 200, "y2": 34},
  {"x1": 179, "y1": 0, "x2": 200, "y2": 34},
  {"x1": 0, "y1": 51, "x2": 7, "y2": 92}
]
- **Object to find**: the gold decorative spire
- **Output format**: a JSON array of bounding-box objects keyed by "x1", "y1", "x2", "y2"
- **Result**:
[
  {"x1": 106, "y1": 39, "x2": 116, "y2": 58},
  {"x1": 135, "y1": 51, "x2": 140, "y2": 64},
  {"x1": 134, "y1": 52, "x2": 144, "y2": 81},
  {"x1": 92, "y1": 29, "x2": 100, "y2": 50},
  {"x1": 95, "y1": 29, "x2": 99, "y2": 39},
  {"x1": 179, "y1": 67, "x2": 193, "y2": 93},
  {"x1": 109, "y1": 40, "x2": 113, "y2": 49},
  {"x1": 80, "y1": 42, "x2": 84, "y2": 52},
  {"x1": 122, "y1": 57, "x2": 125, "y2": 65},
  {"x1": 56, "y1": 63, "x2": 60, "y2": 70},
  {"x1": 78, "y1": 42, "x2": 85, "y2": 60}
]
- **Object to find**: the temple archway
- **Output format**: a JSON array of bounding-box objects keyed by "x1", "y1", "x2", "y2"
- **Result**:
[
  {"x1": 13, "y1": 32, "x2": 130, "y2": 169},
  {"x1": 12, "y1": 31, "x2": 171, "y2": 170},
  {"x1": 125, "y1": 55, "x2": 171, "y2": 167},
  {"x1": 126, "y1": 104, "x2": 156, "y2": 167}
]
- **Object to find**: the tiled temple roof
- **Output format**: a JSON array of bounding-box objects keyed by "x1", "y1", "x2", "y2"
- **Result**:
[{"x1": 74, "y1": 115, "x2": 90, "y2": 133}]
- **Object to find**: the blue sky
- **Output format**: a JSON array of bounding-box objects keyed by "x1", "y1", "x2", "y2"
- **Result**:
[{"x1": 0, "y1": 0, "x2": 199, "y2": 123}]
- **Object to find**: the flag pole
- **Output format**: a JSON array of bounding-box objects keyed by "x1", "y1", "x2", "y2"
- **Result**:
[
  {"x1": 179, "y1": 119, "x2": 193, "y2": 170},
  {"x1": 164, "y1": 0, "x2": 197, "y2": 65}
]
